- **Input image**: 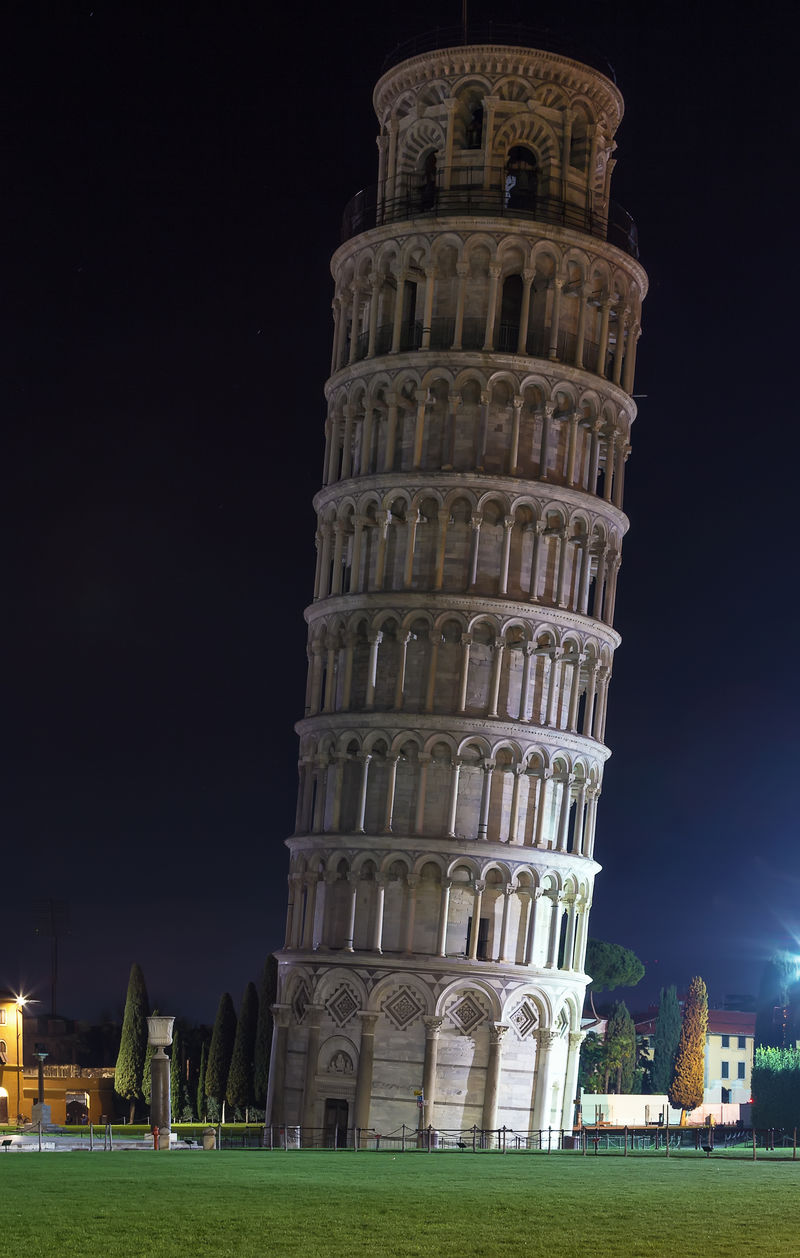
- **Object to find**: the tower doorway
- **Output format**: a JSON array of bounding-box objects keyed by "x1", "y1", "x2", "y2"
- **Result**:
[
  {"x1": 324, "y1": 1097, "x2": 349, "y2": 1148},
  {"x1": 505, "y1": 147, "x2": 538, "y2": 212}
]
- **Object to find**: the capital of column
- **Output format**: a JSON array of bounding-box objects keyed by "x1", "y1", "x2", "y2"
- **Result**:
[
  {"x1": 358, "y1": 1011, "x2": 380, "y2": 1033},
  {"x1": 406, "y1": 873, "x2": 420, "y2": 888},
  {"x1": 270, "y1": 1003, "x2": 292, "y2": 1029},
  {"x1": 423, "y1": 1016, "x2": 444, "y2": 1038},
  {"x1": 473, "y1": 879, "x2": 486, "y2": 893},
  {"x1": 305, "y1": 1004, "x2": 326, "y2": 1028},
  {"x1": 489, "y1": 1023, "x2": 509, "y2": 1046},
  {"x1": 536, "y1": 1028, "x2": 560, "y2": 1053},
  {"x1": 569, "y1": 1031, "x2": 587, "y2": 1049}
]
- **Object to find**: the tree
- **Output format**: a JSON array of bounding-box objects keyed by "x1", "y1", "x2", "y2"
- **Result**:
[
  {"x1": 669, "y1": 975, "x2": 708, "y2": 1117},
  {"x1": 196, "y1": 1040, "x2": 208, "y2": 1123},
  {"x1": 254, "y1": 955, "x2": 277, "y2": 1108},
  {"x1": 577, "y1": 1032, "x2": 607, "y2": 1094},
  {"x1": 227, "y1": 982, "x2": 258, "y2": 1117},
  {"x1": 205, "y1": 993, "x2": 237, "y2": 1122},
  {"x1": 604, "y1": 1001, "x2": 636, "y2": 1093},
  {"x1": 114, "y1": 963, "x2": 149, "y2": 1123},
  {"x1": 141, "y1": 1007, "x2": 159, "y2": 1108},
  {"x1": 651, "y1": 985, "x2": 682, "y2": 1094},
  {"x1": 755, "y1": 952, "x2": 800, "y2": 1049},
  {"x1": 752, "y1": 1046, "x2": 800, "y2": 1128},
  {"x1": 585, "y1": 939, "x2": 644, "y2": 1019},
  {"x1": 170, "y1": 1023, "x2": 185, "y2": 1122}
]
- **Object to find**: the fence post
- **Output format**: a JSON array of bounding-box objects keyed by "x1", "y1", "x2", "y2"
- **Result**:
[
  {"x1": 624, "y1": 1125, "x2": 628, "y2": 1157},
  {"x1": 89, "y1": 1124, "x2": 94, "y2": 1152},
  {"x1": 108, "y1": 1124, "x2": 113, "y2": 1152},
  {"x1": 427, "y1": 1124, "x2": 433, "y2": 1152},
  {"x1": 401, "y1": 1124, "x2": 406, "y2": 1153},
  {"x1": 547, "y1": 1126, "x2": 551, "y2": 1153},
  {"x1": 794, "y1": 1127, "x2": 797, "y2": 1160},
  {"x1": 502, "y1": 1125, "x2": 506, "y2": 1154},
  {"x1": 753, "y1": 1128, "x2": 757, "y2": 1161},
  {"x1": 472, "y1": 1125, "x2": 477, "y2": 1153},
  {"x1": 38, "y1": 1121, "x2": 42, "y2": 1153}
]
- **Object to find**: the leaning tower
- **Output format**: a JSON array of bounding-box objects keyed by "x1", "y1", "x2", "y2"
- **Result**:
[{"x1": 269, "y1": 27, "x2": 647, "y2": 1144}]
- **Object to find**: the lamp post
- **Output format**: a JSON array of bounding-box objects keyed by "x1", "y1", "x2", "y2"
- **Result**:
[{"x1": 14, "y1": 996, "x2": 27, "y2": 1126}]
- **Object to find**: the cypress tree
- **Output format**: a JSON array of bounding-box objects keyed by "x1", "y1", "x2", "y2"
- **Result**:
[
  {"x1": 652, "y1": 985, "x2": 682, "y2": 1094},
  {"x1": 206, "y1": 993, "x2": 237, "y2": 1121},
  {"x1": 196, "y1": 1040, "x2": 208, "y2": 1123},
  {"x1": 227, "y1": 982, "x2": 259, "y2": 1117},
  {"x1": 669, "y1": 975, "x2": 708, "y2": 1116},
  {"x1": 114, "y1": 963, "x2": 149, "y2": 1123},
  {"x1": 170, "y1": 1024, "x2": 184, "y2": 1122},
  {"x1": 141, "y1": 1007, "x2": 159, "y2": 1108},
  {"x1": 254, "y1": 955, "x2": 277, "y2": 1108}
]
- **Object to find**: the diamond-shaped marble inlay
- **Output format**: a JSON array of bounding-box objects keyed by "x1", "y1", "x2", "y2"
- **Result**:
[
  {"x1": 325, "y1": 985, "x2": 359, "y2": 1027},
  {"x1": 510, "y1": 1000, "x2": 539, "y2": 1039},
  {"x1": 382, "y1": 985, "x2": 424, "y2": 1030},
  {"x1": 292, "y1": 979, "x2": 311, "y2": 1025},
  {"x1": 449, "y1": 994, "x2": 485, "y2": 1035}
]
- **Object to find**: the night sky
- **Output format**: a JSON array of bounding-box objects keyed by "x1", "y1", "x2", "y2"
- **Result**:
[{"x1": 4, "y1": 1, "x2": 796, "y2": 1025}]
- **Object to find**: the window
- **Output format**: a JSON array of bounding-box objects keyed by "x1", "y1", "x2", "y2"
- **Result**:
[
  {"x1": 738, "y1": 1062, "x2": 746, "y2": 1079},
  {"x1": 738, "y1": 1036, "x2": 747, "y2": 1049},
  {"x1": 0, "y1": 1040, "x2": 6, "y2": 1064},
  {"x1": 0, "y1": 1009, "x2": 6, "y2": 1024},
  {"x1": 721, "y1": 1034, "x2": 729, "y2": 1047},
  {"x1": 721, "y1": 1061, "x2": 729, "y2": 1079}
]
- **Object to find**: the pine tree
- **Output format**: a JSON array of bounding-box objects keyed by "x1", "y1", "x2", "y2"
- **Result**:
[
  {"x1": 196, "y1": 1040, "x2": 208, "y2": 1123},
  {"x1": 254, "y1": 955, "x2": 277, "y2": 1108},
  {"x1": 205, "y1": 993, "x2": 237, "y2": 1121},
  {"x1": 114, "y1": 963, "x2": 149, "y2": 1123},
  {"x1": 141, "y1": 1007, "x2": 159, "y2": 1108},
  {"x1": 227, "y1": 982, "x2": 258, "y2": 1117},
  {"x1": 652, "y1": 985, "x2": 682, "y2": 1094},
  {"x1": 669, "y1": 975, "x2": 708, "y2": 1115}
]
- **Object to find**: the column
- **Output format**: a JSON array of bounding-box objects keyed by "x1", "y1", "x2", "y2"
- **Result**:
[
  {"x1": 582, "y1": 661, "x2": 598, "y2": 737},
  {"x1": 576, "y1": 539, "x2": 591, "y2": 613},
  {"x1": 383, "y1": 396, "x2": 398, "y2": 472},
  {"x1": 341, "y1": 633, "x2": 355, "y2": 709},
  {"x1": 354, "y1": 753, "x2": 371, "y2": 834},
  {"x1": 390, "y1": 271, "x2": 406, "y2": 353},
  {"x1": 436, "y1": 879, "x2": 452, "y2": 956},
  {"x1": 584, "y1": 789, "x2": 599, "y2": 858},
  {"x1": 301, "y1": 1005, "x2": 325, "y2": 1135},
  {"x1": 567, "y1": 652, "x2": 583, "y2": 732},
  {"x1": 548, "y1": 277, "x2": 563, "y2": 360},
  {"x1": 605, "y1": 553, "x2": 622, "y2": 623},
  {"x1": 571, "y1": 780, "x2": 587, "y2": 854},
  {"x1": 555, "y1": 528, "x2": 569, "y2": 607},
  {"x1": 561, "y1": 897, "x2": 577, "y2": 970},
  {"x1": 574, "y1": 285, "x2": 588, "y2": 368},
  {"x1": 349, "y1": 517, "x2": 365, "y2": 592},
  {"x1": 403, "y1": 509, "x2": 420, "y2": 587},
  {"x1": 404, "y1": 874, "x2": 420, "y2": 953},
  {"x1": 519, "y1": 643, "x2": 534, "y2": 721},
  {"x1": 603, "y1": 431, "x2": 616, "y2": 502},
  {"x1": 613, "y1": 305, "x2": 628, "y2": 385},
  {"x1": 545, "y1": 894, "x2": 564, "y2": 968},
  {"x1": 477, "y1": 762, "x2": 494, "y2": 839},
  {"x1": 434, "y1": 509, "x2": 449, "y2": 586},
  {"x1": 341, "y1": 404, "x2": 355, "y2": 476},
  {"x1": 592, "y1": 546, "x2": 607, "y2": 619},
  {"x1": 452, "y1": 262, "x2": 468, "y2": 349},
  {"x1": 528, "y1": 521, "x2": 544, "y2": 600},
  {"x1": 330, "y1": 522, "x2": 345, "y2": 595},
  {"x1": 284, "y1": 874, "x2": 299, "y2": 948},
  {"x1": 367, "y1": 277, "x2": 381, "y2": 359},
  {"x1": 468, "y1": 881, "x2": 485, "y2": 959},
  {"x1": 508, "y1": 397, "x2": 523, "y2": 474},
  {"x1": 414, "y1": 755, "x2": 430, "y2": 834},
  {"x1": 354, "y1": 1013, "x2": 380, "y2": 1139},
  {"x1": 622, "y1": 321, "x2": 641, "y2": 395},
  {"x1": 597, "y1": 299, "x2": 611, "y2": 376},
  {"x1": 412, "y1": 388, "x2": 428, "y2": 469},
  {"x1": 566, "y1": 415, "x2": 579, "y2": 485},
  {"x1": 517, "y1": 271, "x2": 534, "y2": 354},
  {"x1": 424, "y1": 633, "x2": 440, "y2": 712},
  {"x1": 561, "y1": 1032, "x2": 587, "y2": 1130},
  {"x1": 382, "y1": 754, "x2": 398, "y2": 832},
  {"x1": 507, "y1": 769, "x2": 523, "y2": 845},
  {"x1": 532, "y1": 1029, "x2": 559, "y2": 1130},
  {"x1": 482, "y1": 263, "x2": 501, "y2": 350},
  {"x1": 498, "y1": 516, "x2": 514, "y2": 594},
  {"x1": 467, "y1": 516, "x2": 482, "y2": 587},
  {"x1": 348, "y1": 288, "x2": 361, "y2": 365},
  {"x1": 556, "y1": 774, "x2": 573, "y2": 852},
  {"x1": 543, "y1": 648, "x2": 562, "y2": 727},
  {"x1": 420, "y1": 265, "x2": 436, "y2": 349},
  {"x1": 330, "y1": 753, "x2": 346, "y2": 832},
  {"x1": 533, "y1": 772, "x2": 551, "y2": 848},
  {"x1": 446, "y1": 760, "x2": 461, "y2": 837},
  {"x1": 523, "y1": 890, "x2": 541, "y2": 965},
  {"x1": 302, "y1": 873, "x2": 319, "y2": 950},
  {"x1": 539, "y1": 404, "x2": 553, "y2": 480},
  {"x1": 421, "y1": 1017, "x2": 444, "y2": 1130},
  {"x1": 498, "y1": 886, "x2": 514, "y2": 961},
  {"x1": 364, "y1": 630, "x2": 382, "y2": 708},
  {"x1": 317, "y1": 523, "x2": 333, "y2": 599},
  {"x1": 457, "y1": 633, "x2": 472, "y2": 712},
  {"x1": 488, "y1": 640, "x2": 505, "y2": 717},
  {"x1": 266, "y1": 1004, "x2": 291, "y2": 1127},
  {"x1": 394, "y1": 631, "x2": 412, "y2": 709},
  {"x1": 481, "y1": 1025, "x2": 509, "y2": 1131},
  {"x1": 372, "y1": 875, "x2": 385, "y2": 952}
]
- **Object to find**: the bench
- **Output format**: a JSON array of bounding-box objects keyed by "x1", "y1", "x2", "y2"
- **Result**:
[
  {"x1": 1, "y1": 1139, "x2": 13, "y2": 1151},
  {"x1": 183, "y1": 1137, "x2": 200, "y2": 1149}
]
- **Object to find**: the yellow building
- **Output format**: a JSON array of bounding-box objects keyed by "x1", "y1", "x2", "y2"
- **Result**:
[
  {"x1": 637, "y1": 1008, "x2": 755, "y2": 1105},
  {"x1": 0, "y1": 988, "x2": 25, "y2": 1125},
  {"x1": 21, "y1": 1065, "x2": 116, "y2": 1125}
]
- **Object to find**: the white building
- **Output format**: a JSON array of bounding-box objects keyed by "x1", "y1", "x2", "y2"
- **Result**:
[{"x1": 269, "y1": 25, "x2": 647, "y2": 1144}]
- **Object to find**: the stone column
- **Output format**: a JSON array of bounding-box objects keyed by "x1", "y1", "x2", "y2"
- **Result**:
[
  {"x1": 372, "y1": 874, "x2": 386, "y2": 952},
  {"x1": 382, "y1": 754, "x2": 398, "y2": 832},
  {"x1": 266, "y1": 1004, "x2": 291, "y2": 1127},
  {"x1": 482, "y1": 263, "x2": 501, "y2": 350},
  {"x1": 517, "y1": 272, "x2": 534, "y2": 354},
  {"x1": 436, "y1": 879, "x2": 452, "y2": 956},
  {"x1": 519, "y1": 643, "x2": 534, "y2": 722},
  {"x1": 482, "y1": 1024, "x2": 509, "y2": 1130},
  {"x1": 365, "y1": 630, "x2": 382, "y2": 708},
  {"x1": 354, "y1": 1012, "x2": 380, "y2": 1139},
  {"x1": 532, "y1": 1029, "x2": 559, "y2": 1131},
  {"x1": 548, "y1": 277, "x2": 563, "y2": 360},
  {"x1": 301, "y1": 1006, "x2": 325, "y2": 1137},
  {"x1": 394, "y1": 631, "x2": 412, "y2": 709},
  {"x1": 561, "y1": 1031, "x2": 586, "y2": 1130},
  {"x1": 452, "y1": 262, "x2": 468, "y2": 349},
  {"x1": 404, "y1": 874, "x2": 420, "y2": 953},
  {"x1": 508, "y1": 397, "x2": 523, "y2": 474},
  {"x1": 302, "y1": 874, "x2": 318, "y2": 950},
  {"x1": 446, "y1": 759, "x2": 462, "y2": 837},
  {"x1": 545, "y1": 894, "x2": 564, "y2": 968},
  {"x1": 477, "y1": 760, "x2": 494, "y2": 839},
  {"x1": 468, "y1": 881, "x2": 485, "y2": 959},
  {"x1": 421, "y1": 1017, "x2": 444, "y2": 1130},
  {"x1": 457, "y1": 633, "x2": 472, "y2": 712},
  {"x1": 498, "y1": 885, "x2": 514, "y2": 961},
  {"x1": 344, "y1": 874, "x2": 358, "y2": 952},
  {"x1": 498, "y1": 516, "x2": 514, "y2": 594},
  {"x1": 355, "y1": 754, "x2": 371, "y2": 834},
  {"x1": 488, "y1": 640, "x2": 505, "y2": 717}
]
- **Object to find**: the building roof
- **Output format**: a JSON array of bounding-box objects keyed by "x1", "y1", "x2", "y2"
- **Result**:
[{"x1": 636, "y1": 1010, "x2": 756, "y2": 1037}]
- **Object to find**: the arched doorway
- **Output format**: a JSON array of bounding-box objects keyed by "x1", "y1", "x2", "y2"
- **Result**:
[{"x1": 505, "y1": 146, "x2": 538, "y2": 212}]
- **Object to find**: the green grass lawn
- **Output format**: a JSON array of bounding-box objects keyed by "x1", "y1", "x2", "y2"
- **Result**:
[{"x1": 2, "y1": 1150, "x2": 798, "y2": 1256}]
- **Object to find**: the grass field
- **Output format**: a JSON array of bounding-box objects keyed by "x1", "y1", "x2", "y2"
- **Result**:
[{"x1": 2, "y1": 1149, "x2": 798, "y2": 1256}]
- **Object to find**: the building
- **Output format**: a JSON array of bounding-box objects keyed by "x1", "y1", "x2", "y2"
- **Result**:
[
  {"x1": 0, "y1": 989, "x2": 24, "y2": 1124},
  {"x1": 637, "y1": 1009, "x2": 756, "y2": 1105},
  {"x1": 270, "y1": 26, "x2": 647, "y2": 1142}
]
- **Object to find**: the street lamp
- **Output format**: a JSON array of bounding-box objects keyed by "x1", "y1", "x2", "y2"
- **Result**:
[{"x1": 14, "y1": 996, "x2": 27, "y2": 1127}]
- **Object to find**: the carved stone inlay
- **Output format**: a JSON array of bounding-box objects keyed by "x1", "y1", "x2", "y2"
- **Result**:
[
  {"x1": 325, "y1": 984, "x2": 360, "y2": 1027},
  {"x1": 292, "y1": 980, "x2": 311, "y2": 1025},
  {"x1": 510, "y1": 999, "x2": 539, "y2": 1039},
  {"x1": 382, "y1": 985, "x2": 425, "y2": 1030},
  {"x1": 448, "y1": 994, "x2": 486, "y2": 1035},
  {"x1": 327, "y1": 1050, "x2": 354, "y2": 1074}
]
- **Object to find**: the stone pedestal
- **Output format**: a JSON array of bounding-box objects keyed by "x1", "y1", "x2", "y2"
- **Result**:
[{"x1": 31, "y1": 1102, "x2": 52, "y2": 1126}]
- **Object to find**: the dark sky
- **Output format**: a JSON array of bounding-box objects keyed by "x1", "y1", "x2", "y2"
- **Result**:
[{"x1": 3, "y1": 0, "x2": 796, "y2": 1024}]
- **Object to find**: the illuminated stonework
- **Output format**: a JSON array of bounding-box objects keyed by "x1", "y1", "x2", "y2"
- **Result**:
[{"x1": 268, "y1": 29, "x2": 647, "y2": 1143}]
